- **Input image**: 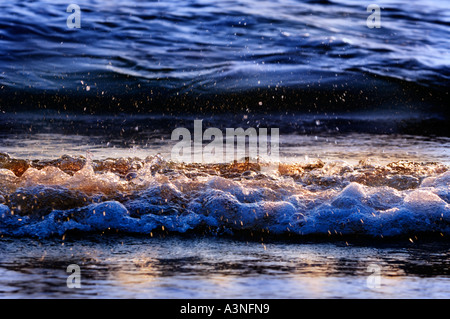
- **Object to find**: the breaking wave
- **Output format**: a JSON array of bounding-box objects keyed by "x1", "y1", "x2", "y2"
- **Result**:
[{"x1": 0, "y1": 152, "x2": 449, "y2": 239}]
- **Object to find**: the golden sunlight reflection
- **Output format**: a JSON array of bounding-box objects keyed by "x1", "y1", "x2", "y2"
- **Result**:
[{"x1": 109, "y1": 257, "x2": 158, "y2": 289}]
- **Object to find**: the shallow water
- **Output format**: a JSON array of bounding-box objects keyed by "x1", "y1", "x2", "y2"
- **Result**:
[
  {"x1": 0, "y1": 236, "x2": 449, "y2": 299},
  {"x1": 1, "y1": 112, "x2": 449, "y2": 164}
]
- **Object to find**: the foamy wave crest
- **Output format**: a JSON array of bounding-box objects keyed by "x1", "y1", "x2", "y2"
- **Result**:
[{"x1": 0, "y1": 153, "x2": 449, "y2": 239}]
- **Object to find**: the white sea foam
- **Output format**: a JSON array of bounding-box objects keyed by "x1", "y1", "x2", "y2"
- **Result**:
[{"x1": 0, "y1": 156, "x2": 449, "y2": 238}]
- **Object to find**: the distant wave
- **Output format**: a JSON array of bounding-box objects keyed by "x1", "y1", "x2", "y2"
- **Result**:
[{"x1": 0, "y1": 0, "x2": 448, "y2": 114}]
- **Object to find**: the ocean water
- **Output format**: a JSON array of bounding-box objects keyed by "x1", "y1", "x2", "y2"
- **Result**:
[
  {"x1": 1, "y1": 236, "x2": 450, "y2": 299},
  {"x1": 0, "y1": 0, "x2": 449, "y2": 298},
  {"x1": 0, "y1": 0, "x2": 448, "y2": 116}
]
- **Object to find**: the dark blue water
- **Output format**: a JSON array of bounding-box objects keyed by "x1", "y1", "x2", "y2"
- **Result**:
[{"x1": 0, "y1": 0, "x2": 448, "y2": 116}]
